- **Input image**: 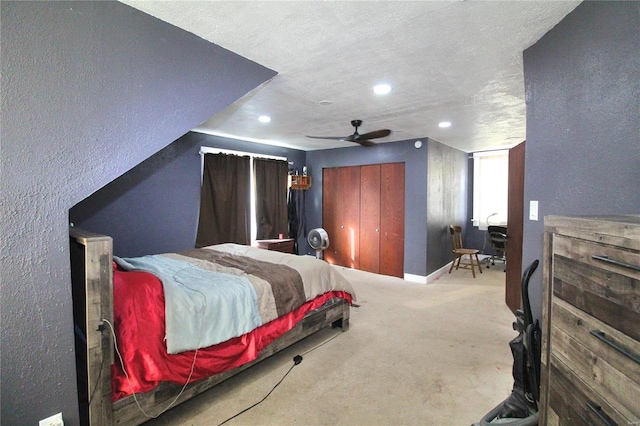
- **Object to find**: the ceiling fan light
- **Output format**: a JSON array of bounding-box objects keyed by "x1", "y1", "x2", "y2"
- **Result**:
[{"x1": 373, "y1": 84, "x2": 391, "y2": 95}]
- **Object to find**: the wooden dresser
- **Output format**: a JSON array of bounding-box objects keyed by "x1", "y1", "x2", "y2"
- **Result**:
[{"x1": 540, "y1": 215, "x2": 640, "y2": 425}]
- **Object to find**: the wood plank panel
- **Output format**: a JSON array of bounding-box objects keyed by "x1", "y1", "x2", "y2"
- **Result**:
[
  {"x1": 552, "y1": 249, "x2": 640, "y2": 341},
  {"x1": 549, "y1": 357, "x2": 632, "y2": 425},
  {"x1": 380, "y1": 162, "x2": 405, "y2": 278},
  {"x1": 359, "y1": 164, "x2": 381, "y2": 273}
]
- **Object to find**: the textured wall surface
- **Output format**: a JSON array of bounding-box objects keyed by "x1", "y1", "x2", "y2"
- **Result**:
[
  {"x1": 305, "y1": 139, "x2": 462, "y2": 278},
  {"x1": 0, "y1": 2, "x2": 275, "y2": 424},
  {"x1": 522, "y1": 1, "x2": 640, "y2": 321},
  {"x1": 426, "y1": 140, "x2": 468, "y2": 274},
  {"x1": 71, "y1": 132, "x2": 306, "y2": 257}
]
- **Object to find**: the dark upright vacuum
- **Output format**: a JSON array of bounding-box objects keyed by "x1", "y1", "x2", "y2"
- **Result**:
[{"x1": 474, "y1": 259, "x2": 542, "y2": 426}]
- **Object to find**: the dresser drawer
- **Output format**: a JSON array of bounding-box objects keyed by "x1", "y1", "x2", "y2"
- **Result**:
[
  {"x1": 551, "y1": 298, "x2": 640, "y2": 420},
  {"x1": 552, "y1": 235, "x2": 640, "y2": 341},
  {"x1": 548, "y1": 357, "x2": 632, "y2": 426}
]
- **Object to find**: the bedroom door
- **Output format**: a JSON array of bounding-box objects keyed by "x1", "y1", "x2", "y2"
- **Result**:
[{"x1": 506, "y1": 141, "x2": 525, "y2": 314}]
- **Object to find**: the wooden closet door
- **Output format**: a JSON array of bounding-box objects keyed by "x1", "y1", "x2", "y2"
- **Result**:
[
  {"x1": 323, "y1": 167, "x2": 360, "y2": 268},
  {"x1": 359, "y1": 165, "x2": 381, "y2": 273},
  {"x1": 322, "y1": 168, "x2": 339, "y2": 264},
  {"x1": 340, "y1": 166, "x2": 361, "y2": 269},
  {"x1": 380, "y1": 163, "x2": 405, "y2": 278}
]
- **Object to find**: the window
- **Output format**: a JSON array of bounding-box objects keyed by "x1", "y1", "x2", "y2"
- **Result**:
[
  {"x1": 198, "y1": 147, "x2": 288, "y2": 245},
  {"x1": 472, "y1": 150, "x2": 508, "y2": 230}
]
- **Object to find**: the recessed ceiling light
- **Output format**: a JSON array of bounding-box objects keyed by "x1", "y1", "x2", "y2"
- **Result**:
[
  {"x1": 373, "y1": 84, "x2": 391, "y2": 95},
  {"x1": 439, "y1": 121, "x2": 452, "y2": 128},
  {"x1": 258, "y1": 115, "x2": 271, "y2": 123},
  {"x1": 319, "y1": 100, "x2": 333, "y2": 105}
]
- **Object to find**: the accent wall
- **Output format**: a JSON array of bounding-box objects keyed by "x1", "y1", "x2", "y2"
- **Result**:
[
  {"x1": 522, "y1": 1, "x2": 640, "y2": 322},
  {"x1": 1, "y1": 2, "x2": 276, "y2": 424}
]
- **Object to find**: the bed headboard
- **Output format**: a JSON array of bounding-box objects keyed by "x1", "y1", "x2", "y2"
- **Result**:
[{"x1": 70, "y1": 227, "x2": 114, "y2": 424}]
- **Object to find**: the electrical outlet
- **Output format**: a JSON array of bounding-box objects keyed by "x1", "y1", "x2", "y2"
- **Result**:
[{"x1": 39, "y1": 412, "x2": 64, "y2": 426}]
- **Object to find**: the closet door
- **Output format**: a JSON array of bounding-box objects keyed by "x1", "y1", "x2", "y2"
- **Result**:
[
  {"x1": 359, "y1": 165, "x2": 381, "y2": 273},
  {"x1": 380, "y1": 163, "x2": 405, "y2": 278},
  {"x1": 322, "y1": 168, "x2": 339, "y2": 265},
  {"x1": 340, "y1": 166, "x2": 361, "y2": 269},
  {"x1": 323, "y1": 163, "x2": 404, "y2": 277},
  {"x1": 323, "y1": 167, "x2": 360, "y2": 268}
]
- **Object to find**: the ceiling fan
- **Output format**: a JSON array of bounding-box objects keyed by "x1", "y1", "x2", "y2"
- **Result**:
[{"x1": 306, "y1": 120, "x2": 391, "y2": 147}]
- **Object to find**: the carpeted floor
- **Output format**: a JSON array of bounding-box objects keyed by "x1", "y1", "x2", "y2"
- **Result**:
[{"x1": 146, "y1": 263, "x2": 517, "y2": 425}]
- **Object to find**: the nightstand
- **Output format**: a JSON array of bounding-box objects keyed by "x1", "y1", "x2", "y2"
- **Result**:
[{"x1": 256, "y1": 238, "x2": 295, "y2": 254}]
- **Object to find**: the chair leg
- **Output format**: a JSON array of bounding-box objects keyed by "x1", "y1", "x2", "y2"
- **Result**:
[
  {"x1": 475, "y1": 254, "x2": 483, "y2": 274},
  {"x1": 466, "y1": 255, "x2": 475, "y2": 278},
  {"x1": 448, "y1": 255, "x2": 457, "y2": 273}
]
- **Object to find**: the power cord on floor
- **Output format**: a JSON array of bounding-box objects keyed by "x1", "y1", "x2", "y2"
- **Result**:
[
  {"x1": 217, "y1": 331, "x2": 343, "y2": 425},
  {"x1": 217, "y1": 356, "x2": 301, "y2": 426}
]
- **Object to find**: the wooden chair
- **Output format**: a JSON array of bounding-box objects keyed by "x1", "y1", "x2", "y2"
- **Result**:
[{"x1": 448, "y1": 225, "x2": 482, "y2": 278}]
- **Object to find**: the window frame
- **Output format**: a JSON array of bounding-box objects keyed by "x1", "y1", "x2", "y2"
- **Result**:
[
  {"x1": 199, "y1": 147, "x2": 287, "y2": 245},
  {"x1": 472, "y1": 149, "x2": 509, "y2": 231}
]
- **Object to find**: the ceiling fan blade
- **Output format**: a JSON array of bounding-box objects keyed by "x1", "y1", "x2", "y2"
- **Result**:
[
  {"x1": 355, "y1": 139, "x2": 376, "y2": 147},
  {"x1": 305, "y1": 135, "x2": 347, "y2": 140},
  {"x1": 357, "y1": 129, "x2": 391, "y2": 140}
]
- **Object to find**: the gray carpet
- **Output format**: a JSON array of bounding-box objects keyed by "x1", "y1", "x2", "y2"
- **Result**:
[{"x1": 146, "y1": 264, "x2": 516, "y2": 425}]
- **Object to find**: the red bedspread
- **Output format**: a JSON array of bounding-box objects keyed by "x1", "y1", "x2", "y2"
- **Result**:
[{"x1": 112, "y1": 265, "x2": 352, "y2": 401}]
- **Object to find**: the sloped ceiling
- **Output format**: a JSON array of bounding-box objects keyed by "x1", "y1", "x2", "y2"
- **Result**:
[{"x1": 121, "y1": 1, "x2": 581, "y2": 152}]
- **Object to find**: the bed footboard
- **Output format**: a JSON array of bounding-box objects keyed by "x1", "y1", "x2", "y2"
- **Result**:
[{"x1": 70, "y1": 227, "x2": 114, "y2": 425}]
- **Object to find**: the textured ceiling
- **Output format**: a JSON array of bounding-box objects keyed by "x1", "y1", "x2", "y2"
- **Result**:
[{"x1": 121, "y1": 1, "x2": 581, "y2": 152}]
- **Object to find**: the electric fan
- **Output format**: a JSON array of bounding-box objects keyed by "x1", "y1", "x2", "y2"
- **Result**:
[{"x1": 307, "y1": 228, "x2": 330, "y2": 259}]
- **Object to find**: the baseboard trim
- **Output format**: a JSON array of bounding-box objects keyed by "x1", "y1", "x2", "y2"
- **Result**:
[
  {"x1": 404, "y1": 273, "x2": 427, "y2": 284},
  {"x1": 426, "y1": 262, "x2": 454, "y2": 284},
  {"x1": 405, "y1": 262, "x2": 456, "y2": 284}
]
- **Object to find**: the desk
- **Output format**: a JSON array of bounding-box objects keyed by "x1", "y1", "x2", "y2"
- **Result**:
[{"x1": 256, "y1": 238, "x2": 294, "y2": 254}]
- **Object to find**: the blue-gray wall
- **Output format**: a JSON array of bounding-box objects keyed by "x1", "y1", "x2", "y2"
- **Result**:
[
  {"x1": 305, "y1": 138, "x2": 466, "y2": 277},
  {"x1": 71, "y1": 132, "x2": 306, "y2": 257},
  {"x1": 0, "y1": 2, "x2": 275, "y2": 424},
  {"x1": 522, "y1": 1, "x2": 640, "y2": 322}
]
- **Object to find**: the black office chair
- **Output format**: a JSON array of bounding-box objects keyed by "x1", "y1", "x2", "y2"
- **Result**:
[{"x1": 487, "y1": 225, "x2": 507, "y2": 271}]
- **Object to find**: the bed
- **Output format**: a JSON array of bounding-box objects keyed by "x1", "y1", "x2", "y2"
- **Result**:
[{"x1": 69, "y1": 227, "x2": 354, "y2": 425}]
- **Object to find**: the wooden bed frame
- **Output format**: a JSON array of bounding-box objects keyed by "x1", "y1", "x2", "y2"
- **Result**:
[{"x1": 70, "y1": 227, "x2": 350, "y2": 425}]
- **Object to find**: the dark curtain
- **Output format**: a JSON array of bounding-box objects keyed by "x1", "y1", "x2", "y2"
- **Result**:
[
  {"x1": 288, "y1": 186, "x2": 307, "y2": 254},
  {"x1": 254, "y1": 158, "x2": 288, "y2": 240},
  {"x1": 196, "y1": 153, "x2": 250, "y2": 247}
]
